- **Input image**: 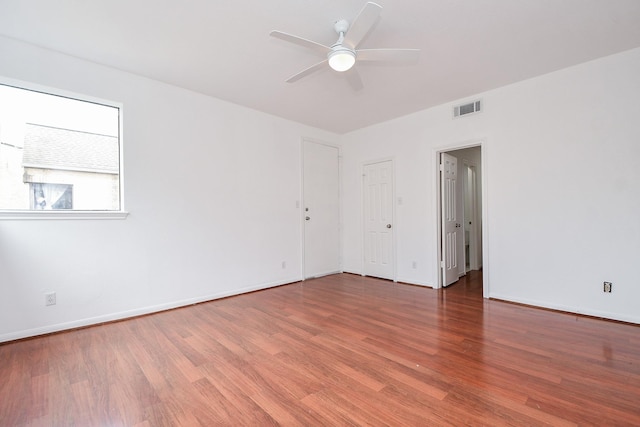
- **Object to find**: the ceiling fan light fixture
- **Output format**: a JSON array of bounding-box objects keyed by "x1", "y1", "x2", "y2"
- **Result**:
[{"x1": 328, "y1": 48, "x2": 356, "y2": 72}]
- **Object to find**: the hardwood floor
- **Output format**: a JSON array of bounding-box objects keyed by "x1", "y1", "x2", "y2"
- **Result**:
[{"x1": 1, "y1": 272, "x2": 639, "y2": 426}]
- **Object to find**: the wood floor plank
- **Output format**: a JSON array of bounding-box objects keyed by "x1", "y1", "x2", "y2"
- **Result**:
[{"x1": 2, "y1": 271, "x2": 640, "y2": 426}]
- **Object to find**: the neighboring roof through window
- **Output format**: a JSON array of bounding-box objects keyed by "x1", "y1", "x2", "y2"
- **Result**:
[{"x1": 22, "y1": 123, "x2": 119, "y2": 174}]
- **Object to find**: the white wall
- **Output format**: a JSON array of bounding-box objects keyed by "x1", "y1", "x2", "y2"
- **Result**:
[
  {"x1": 2, "y1": 37, "x2": 638, "y2": 342},
  {"x1": 0, "y1": 36, "x2": 338, "y2": 342},
  {"x1": 341, "y1": 47, "x2": 640, "y2": 324}
]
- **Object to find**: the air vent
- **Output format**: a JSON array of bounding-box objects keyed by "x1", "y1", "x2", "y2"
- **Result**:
[{"x1": 453, "y1": 100, "x2": 481, "y2": 118}]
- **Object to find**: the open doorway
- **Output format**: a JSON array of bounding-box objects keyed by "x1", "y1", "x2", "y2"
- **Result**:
[
  {"x1": 464, "y1": 161, "x2": 481, "y2": 272},
  {"x1": 437, "y1": 144, "x2": 484, "y2": 294}
]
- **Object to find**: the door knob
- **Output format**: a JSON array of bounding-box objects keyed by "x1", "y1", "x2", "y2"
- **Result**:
[
  {"x1": 305, "y1": 216, "x2": 310, "y2": 221},
  {"x1": 386, "y1": 224, "x2": 392, "y2": 228}
]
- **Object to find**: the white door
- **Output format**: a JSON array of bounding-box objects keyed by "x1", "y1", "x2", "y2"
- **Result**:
[
  {"x1": 441, "y1": 152, "x2": 459, "y2": 287},
  {"x1": 363, "y1": 160, "x2": 394, "y2": 280},
  {"x1": 303, "y1": 140, "x2": 340, "y2": 278}
]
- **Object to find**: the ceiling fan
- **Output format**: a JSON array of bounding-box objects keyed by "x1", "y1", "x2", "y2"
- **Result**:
[{"x1": 270, "y1": 2, "x2": 419, "y2": 91}]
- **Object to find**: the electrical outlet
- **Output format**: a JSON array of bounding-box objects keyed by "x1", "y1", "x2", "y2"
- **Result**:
[
  {"x1": 412, "y1": 261, "x2": 417, "y2": 269},
  {"x1": 281, "y1": 261, "x2": 286, "y2": 269},
  {"x1": 45, "y1": 292, "x2": 56, "y2": 306},
  {"x1": 603, "y1": 282, "x2": 612, "y2": 293}
]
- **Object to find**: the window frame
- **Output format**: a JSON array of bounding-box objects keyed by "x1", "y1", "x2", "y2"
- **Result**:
[{"x1": 0, "y1": 76, "x2": 127, "y2": 220}]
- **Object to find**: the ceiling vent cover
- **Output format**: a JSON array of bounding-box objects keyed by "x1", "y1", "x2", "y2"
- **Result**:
[{"x1": 454, "y1": 99, "x2": 481, "y2": 118}]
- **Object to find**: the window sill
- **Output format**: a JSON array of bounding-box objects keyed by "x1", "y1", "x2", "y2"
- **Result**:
[{"x1": 0, "y1": 211, "x2": 129, "y2": 220}]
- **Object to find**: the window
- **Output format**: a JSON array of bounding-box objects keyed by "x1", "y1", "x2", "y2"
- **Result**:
[{"x1": 0, "y1": 79, "x2": 123, "y2": 217}]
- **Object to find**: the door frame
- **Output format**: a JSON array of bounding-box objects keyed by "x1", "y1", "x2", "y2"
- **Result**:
[
  {"x1": 361, "y1": 157, "x2": 397, "y2": 281},
  {"x1": 301, "y1": 138, "x2": 342, "y2": 280},
  {"x1": 434, "y1": 140, "x2": 489, "y2": 297}
]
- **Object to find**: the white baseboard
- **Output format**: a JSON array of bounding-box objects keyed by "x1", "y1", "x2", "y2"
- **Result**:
[
  {"x1": 341, "y1": 271, "x2": 433, "y2": 288},
  {"x1": 489, "y1": 293, "x2": 640, "y2": 325},
  {"x1": 0, "y1": 277, "x2": 302, "y2": 343},
  {"x1": 303, "y1": 270, "x2": 342, "y2": 279},
  {"x1": 395, "y1": 277, "x2": 434, "y2": 288}
]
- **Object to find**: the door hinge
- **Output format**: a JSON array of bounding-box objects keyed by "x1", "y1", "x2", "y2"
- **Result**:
[
  {"x1": 439, "y1": 163, "x2": 444, "y2": 171},
  {"x1": 440, "y1": 260, "x2": 445, "y2": 268}
]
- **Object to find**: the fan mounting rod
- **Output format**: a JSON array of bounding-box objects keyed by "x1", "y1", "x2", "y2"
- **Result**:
[{"x1": 334, "y1": 19, "x2": 350, "y2": 38}]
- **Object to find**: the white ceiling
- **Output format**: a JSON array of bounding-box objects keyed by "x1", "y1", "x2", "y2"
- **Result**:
[{"x1": 1, "y1": 0, "x2": 639, "y2": 134}]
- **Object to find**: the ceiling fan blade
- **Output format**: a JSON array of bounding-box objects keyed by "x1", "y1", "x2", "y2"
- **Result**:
[
  {"x1": 357, "y1": 48, "x2": 420, "y2": 63},
  {"x1": 270, "y1": 30, "x2": 331, "y2": 55},
  {"x1": 345, "y1": 68, "x2": 364, "y2": 91},
  {"x1": 343, "y1": 2, "x2": 382, "y2": 49},
  {"x1": 286, "y1": 60, "x2": 328, "y2": 83}
]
